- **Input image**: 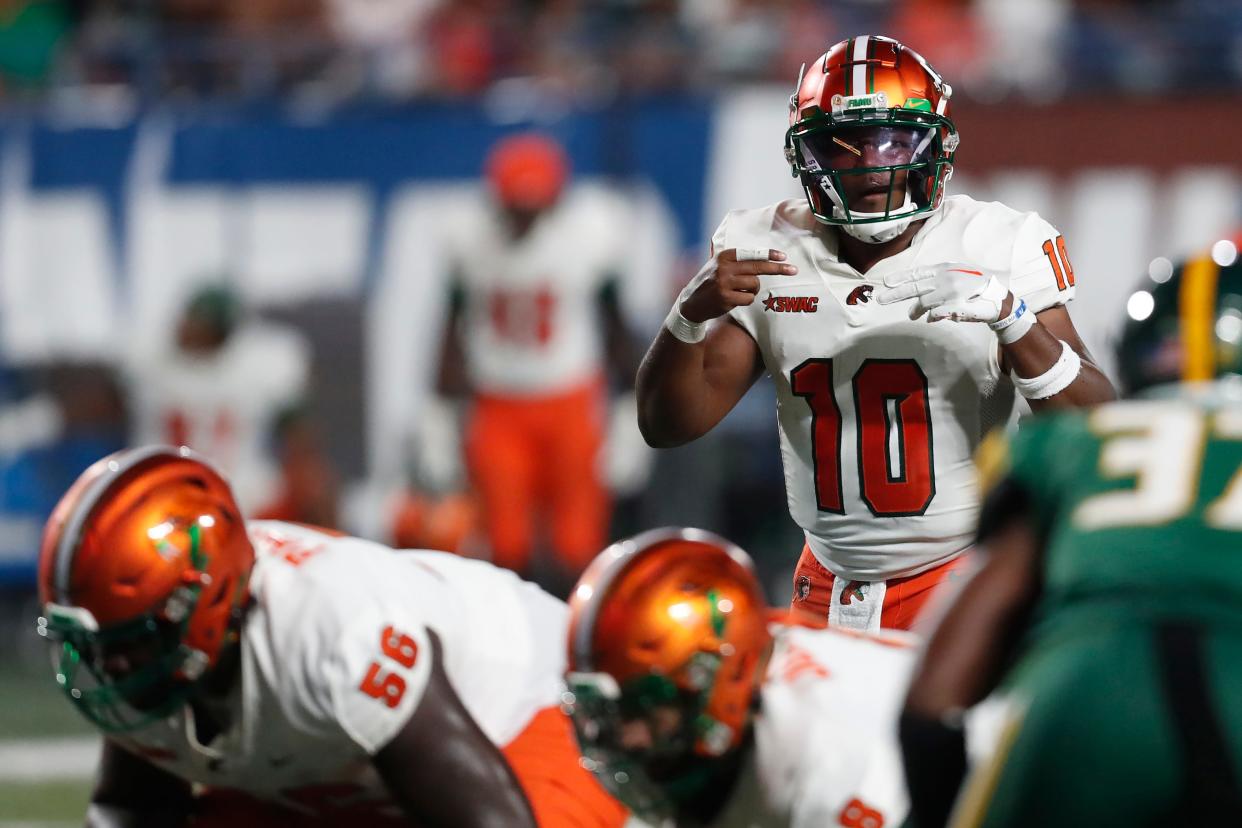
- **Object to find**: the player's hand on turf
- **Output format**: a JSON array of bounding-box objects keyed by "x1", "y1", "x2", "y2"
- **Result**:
[
  {"x1": 876, "y1": 262, "x2": 1013, "y2": 323},
  {"x1": 679, "y1": 248, "x2": 799, "y2": 323}
]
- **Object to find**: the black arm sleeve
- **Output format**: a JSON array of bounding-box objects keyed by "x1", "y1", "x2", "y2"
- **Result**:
[{"x1": 975, "y1": 476, "x2": 1034, "y2": 547}]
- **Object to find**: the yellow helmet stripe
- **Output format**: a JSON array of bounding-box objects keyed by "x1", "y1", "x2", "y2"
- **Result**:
[{"x1": 1180, "y1": 254, "x2": 1221, "y2": 382}]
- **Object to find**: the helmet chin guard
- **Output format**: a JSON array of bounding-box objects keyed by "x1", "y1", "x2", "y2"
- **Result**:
[{"x1": 828, "y1": 188, "x2": 920, "y2": 244}]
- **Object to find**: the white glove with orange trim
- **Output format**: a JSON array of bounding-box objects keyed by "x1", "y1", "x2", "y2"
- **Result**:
[{"x1": 876, "y1": 262, "x2": 1011, "y2": 323}]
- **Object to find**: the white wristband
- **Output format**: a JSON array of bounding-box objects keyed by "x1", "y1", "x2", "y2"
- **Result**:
[
  {"x1": 1011, "y1": 340, "x2": 1082, "y2": 400},
  {"x1": 989, "y1": 297, "x2": 1035, "y2": 345},
  {"x1": 664, "y1": 303, "x2": 708, "y2": 344}
]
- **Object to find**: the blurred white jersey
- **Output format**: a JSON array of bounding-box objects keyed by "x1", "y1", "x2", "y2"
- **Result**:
[
  {"x1": 720, "y1": 195, "x2": 1075, "y2": 579},
  {"x1": 443, "y1": 188, "x2": 627, "y2": 397},
  {"x1": 706, "y1": 624, "x2": 916, "y2": 828},
  {"x1": 126, "y1": 324, "x2": 310, "y2": 513},
  {"x1": 108, "y1": 521, "x2": 567, "y2": 818}
]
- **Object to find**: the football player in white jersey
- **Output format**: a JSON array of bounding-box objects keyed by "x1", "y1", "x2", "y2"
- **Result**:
[
  {"x1": 125, "y1": 285, "x2": 337, "y2": 527},
  {"x1": 430, "y1": 132, "x2": 643, "y2": 591},
  {"x1": 636, "y1": 36, "x2": 1115, "y2": 630},
  {"x1": 36, "y1": 446, "x2": 627, "y2": 828},
  {"x1": 564, "y1": 527, "x2": 922, "y2": 828}
]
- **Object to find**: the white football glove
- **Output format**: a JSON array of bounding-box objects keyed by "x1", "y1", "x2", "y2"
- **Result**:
[
  {"x1": 599, "y1": 392, "x2": 654, "y2": 496},
  {"x1": 876, "y1": 262, "x2": 1010, "y2": 323},
  {"x1": 413, "y1": 395, "x2": 464, "y2": 493}
]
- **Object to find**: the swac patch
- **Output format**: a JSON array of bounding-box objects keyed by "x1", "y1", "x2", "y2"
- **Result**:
[
  {"x1": 846, "y1": 285, "x2": 874, "y2": 305},
  {"x1": 762, "y1": 293, "x2": 819, "y2": 313}
]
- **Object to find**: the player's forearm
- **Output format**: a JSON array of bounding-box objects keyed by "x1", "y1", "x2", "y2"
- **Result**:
[
  {"x1": 435, "y1": 313, "x2": 471, "y2": 399},
  {"x1": 900, "y1": 540, "x2": 1039, "y2": 828},
  {"x1": 905, "y1": 531, "x2": 1041, "y2": 717},
  {"x1": 636, "y1": 330, "x2": 718, "y2": 447},
  {"x1": 1002, "y1": 322, "x2": 1115, "y2": 411}
]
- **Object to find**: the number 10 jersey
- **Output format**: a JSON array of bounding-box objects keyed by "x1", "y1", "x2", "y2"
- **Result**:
[{"x1": 718, "y1": 194, "x2": 1076, "y2": 580}]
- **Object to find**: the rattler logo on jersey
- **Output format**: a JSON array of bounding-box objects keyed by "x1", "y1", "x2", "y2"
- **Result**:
[
  {"x1": 847, "y1": 285, "x2": 874, "y2": 305},
  {"x1": 762, "y1": 293, "x2": 820, "y2": 313},
  {"x1": 841, "y1": 580, "x2": 869, "y2": 605}
]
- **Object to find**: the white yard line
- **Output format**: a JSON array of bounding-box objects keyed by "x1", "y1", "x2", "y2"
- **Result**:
[{"x1": 0, "y1": 737, "x2": 99, "y2": 782}]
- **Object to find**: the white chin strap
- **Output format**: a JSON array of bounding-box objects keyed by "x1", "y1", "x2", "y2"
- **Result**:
[{"x1": 824, "y1": 183, "x2": 921, "y2": 244}]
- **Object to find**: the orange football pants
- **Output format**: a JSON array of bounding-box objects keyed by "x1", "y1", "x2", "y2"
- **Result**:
[
  {"x1": 503, "y1": 706, "x2": 629, "y2": 828},
  {"x1": 790, "y1": 544, "x2": 971, "y2": 631},
  {"x1": 466, "y1": 379, "x2": 608, "y2": 576},
  {"x1": 191, "y1": 708, "x2": 627, "y2": 828}
]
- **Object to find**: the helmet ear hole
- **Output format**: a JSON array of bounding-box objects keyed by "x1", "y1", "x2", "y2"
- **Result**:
[{"x1": 206, "y1": 576, "x2": 232, "y2": 609}]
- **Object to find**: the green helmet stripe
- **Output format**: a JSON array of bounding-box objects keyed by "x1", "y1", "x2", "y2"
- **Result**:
[
  {"x1": 705, "y1": 589, "x2": 726, "y2": 639},
  {"x1": 843, "y1": 38, "x2": 855, "y2": 96},
  {"x1": 866, "y1": 38, "x2": 876, "y2": 94}
]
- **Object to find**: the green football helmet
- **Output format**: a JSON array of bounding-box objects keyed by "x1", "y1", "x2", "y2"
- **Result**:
[{"x1": 1117, "y1": 240, "x2": 1242, "y2": 396}]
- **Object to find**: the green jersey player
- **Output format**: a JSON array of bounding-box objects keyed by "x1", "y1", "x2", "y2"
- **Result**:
[{"x1": 899, "y1": 245, "x2": 1242, "y2": 827}]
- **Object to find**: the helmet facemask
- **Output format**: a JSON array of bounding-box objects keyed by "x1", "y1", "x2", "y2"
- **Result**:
[
  {"x1": 786, "y1": 108, "x2": 955, "y2": 243},
  {"x1": 565, "y1": 653, "x2": 740, "y2": 825},
  {"x1": 565, "y1": 528, "x2": 772, "y2": 825},
  {"x1": 38, "y1": 521, "x2": 218, "y2": 732}
]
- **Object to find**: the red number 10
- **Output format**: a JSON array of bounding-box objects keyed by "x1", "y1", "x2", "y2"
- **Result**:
[
  {"x1": 1042, "y1": 235, "x2": 1076, "y2": 291},
  {"x1": 791, "y1": 358, "x2": 935, "y2": 517}
]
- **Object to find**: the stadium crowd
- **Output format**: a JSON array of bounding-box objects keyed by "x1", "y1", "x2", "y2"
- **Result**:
[{"x1": 1, "y1": 0, "x2": 1240, "y2": 104}]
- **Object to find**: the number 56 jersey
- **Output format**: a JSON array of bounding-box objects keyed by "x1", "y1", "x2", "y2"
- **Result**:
[
  {"x1": 107, "y1": 521, "x2": 568, "y2": 814},
  {"x1": 719, "y1": 194, "x2": 1076, "y2": 580}
]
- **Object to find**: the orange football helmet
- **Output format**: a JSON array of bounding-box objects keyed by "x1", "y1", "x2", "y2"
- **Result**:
[
  {"x1": 784, "y1": 35, "x2": 958, "y2": 243},
  {"x1": 564, "y1": 528, "x2": 771, "y2": 822},
  {"x1": 37, "y1": 446, "x2": 254, "y2": 731},
  {"x1": 485, "y1": 132, "x2": 569, "y2": 211}
]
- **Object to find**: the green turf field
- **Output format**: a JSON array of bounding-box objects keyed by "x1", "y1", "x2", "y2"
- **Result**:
[
  {"x1": 0, "y1": 668, "x2": 94, "y2": 740},
  {"x1": 0, "y1": 779, "x2": 90, "y2": 825},
  {"x1": 0, "y1": 659, "x2": 95, "y2": 826}
]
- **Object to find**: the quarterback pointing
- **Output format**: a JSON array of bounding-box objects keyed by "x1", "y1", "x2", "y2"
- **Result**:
[
  {"x1": 36, "y1": 446, "x2": 625, "y2": 827},
  {"x1": 637, "y1": 35, "x2": 1114, "y2": 630}
]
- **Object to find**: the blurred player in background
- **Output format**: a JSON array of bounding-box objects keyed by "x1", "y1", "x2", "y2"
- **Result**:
[
  {"x1": 125, "y1": 285, "x2": 338, "y2": 527},
  {"x1": 564, "y1": 527, "x2": 918, "y2": 828},
  {"x1": 427, "y1": 132, "x2": 645, "y2": 593},
  {"x1": 900, "y1": 245, "x2": 1242, "y2": 827},
  {"x1": 36, "y1": 446, "x2": 626, "y2": 828},
  {"x1": 637, "y1": 36, "x2": 1114, "y2": 632}
]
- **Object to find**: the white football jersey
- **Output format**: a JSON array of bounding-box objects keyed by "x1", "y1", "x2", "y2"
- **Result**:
[
  {"x1": 443, "y1": 187, "x2": 627, "y2": 397},
  {"x1": 107, "y1": 521, "x2": 567, "y2": 819},
  {"x1": 712, "y1": 625, "x2": 917, "y2": 828},
  {"x1": 719, "y1": 195, "x2": 1076, "y2": 579},
  {"x1": 126, "y1": 324, "x2": 310, "y2": 513}
]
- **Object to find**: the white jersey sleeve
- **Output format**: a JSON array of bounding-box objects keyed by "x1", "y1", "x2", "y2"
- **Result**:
[
  {"x1": 1007, "y1": 212, "x2": 1076, "y2": 313},
  {"x1": 245, "y1": 525, "x2": 438, "y2": 756},
  {"x1": 326, "y1": 593, "x2": 435, "y2": 754},
  {"x1": 717, "y1": 626, "x2": 915, "y2": 828}
]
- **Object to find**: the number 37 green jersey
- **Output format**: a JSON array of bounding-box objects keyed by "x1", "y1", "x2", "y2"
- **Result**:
[{"x1": 989, "y1": 393, "x2": 1242, "y2": 625}]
